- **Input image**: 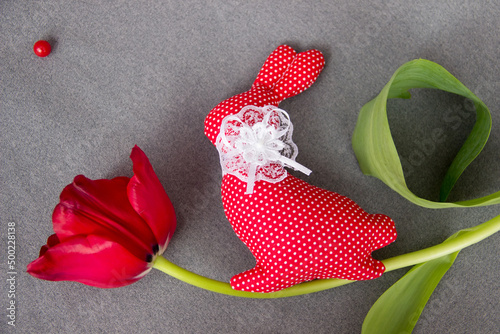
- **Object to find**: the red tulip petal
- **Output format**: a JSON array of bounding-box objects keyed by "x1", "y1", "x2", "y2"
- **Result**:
[
  {"x1": 47, "y1": 233, "x2": 60, "y2": 247},
  {"x1": 39, "y1": 234, "x2": 60, "y2": 256},
  {"x1": 53, "y1": 175, "x2": 158, "y2": 260},
  {"x1": 127, "y1": 146, "x2": 176, "y2": 252},
  {"x1": 39, "y1": 245, "x2": 49, "y2": 257},
  {"x1": 27, "y1": 234, "x2": 151, "y2": 288}
]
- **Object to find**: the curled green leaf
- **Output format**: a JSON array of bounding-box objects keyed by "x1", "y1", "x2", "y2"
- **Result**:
[{"x1": 352, "y1": 59, "x2": 500, "y2": 208}]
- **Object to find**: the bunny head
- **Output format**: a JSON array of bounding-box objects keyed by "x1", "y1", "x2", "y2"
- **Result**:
[{"x1": 204, "y1": 45, "x2": 325, "y2": 146}]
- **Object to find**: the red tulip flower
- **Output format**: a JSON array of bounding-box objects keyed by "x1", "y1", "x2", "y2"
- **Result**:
[{"x1": 27, "y1": 146, "x2": 176, "y2": 288}]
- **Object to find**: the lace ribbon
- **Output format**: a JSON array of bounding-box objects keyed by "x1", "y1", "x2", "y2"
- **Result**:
[{"x1": 216, "y1": 105, "x2": 311, "y2": 194}]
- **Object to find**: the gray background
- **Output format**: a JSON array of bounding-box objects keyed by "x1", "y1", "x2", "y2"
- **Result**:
[{"x1": 1, "y1": 1, "x2": 499, "y2": 333}]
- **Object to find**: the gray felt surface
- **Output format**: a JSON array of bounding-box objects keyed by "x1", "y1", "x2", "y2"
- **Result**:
[{"x1": 1, "y1": 1, "x2": 499, "y2": 333}]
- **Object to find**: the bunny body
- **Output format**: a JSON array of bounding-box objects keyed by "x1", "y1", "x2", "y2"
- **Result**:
[{"x1": 205, "y1": 45, "x2": 397, "y2": 293}]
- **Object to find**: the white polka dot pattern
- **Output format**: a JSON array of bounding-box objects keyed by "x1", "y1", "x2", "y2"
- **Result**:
[
  {"x1": 204, "y1": 45, "x2": 325, "y2": 145},
  {"x1": 222, "y1": 175, "x2": 396, "y2": 292},
  {"x1": 204, "y1": 45, "x2": 397, "y2": 293}
]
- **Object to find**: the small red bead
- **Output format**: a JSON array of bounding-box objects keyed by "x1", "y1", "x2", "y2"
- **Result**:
[{"x1": 33, "y1": 40, "x2": 51, "y2": 57}]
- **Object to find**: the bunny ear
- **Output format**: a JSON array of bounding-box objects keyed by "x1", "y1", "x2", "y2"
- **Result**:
[
  {"x1": 252, "y1": 45, "x2": 297, "y2": 91},
  {"x1": 273, "y1": 49, "x2": 325, "y2": 101}
]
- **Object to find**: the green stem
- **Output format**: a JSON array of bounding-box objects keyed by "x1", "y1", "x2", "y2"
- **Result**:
[
  {"x1": 382, "y1": 214, "x2": 500, "y2": 272},
  {"x1": 152, "y1": 214, "x2": 500, "y2": 298}
]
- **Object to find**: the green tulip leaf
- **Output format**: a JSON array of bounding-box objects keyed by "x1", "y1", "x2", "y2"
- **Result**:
[
  {"x1": 361, "y1": 228, "x2": 473, "y2": 334},
  {"x1": 352, "y1": 59, "x2": 500, "y2": 208}
]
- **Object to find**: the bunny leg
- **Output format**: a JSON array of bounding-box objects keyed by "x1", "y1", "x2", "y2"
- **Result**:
[
  {"x1": 344, "y1": 256, "x2": 387, "y2": 280},
  {"x1": 231, "y1": 265, "x2": 290, "y2": 293}
]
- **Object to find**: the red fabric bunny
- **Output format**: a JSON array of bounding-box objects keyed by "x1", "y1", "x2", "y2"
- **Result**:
[{"x1": 205, "y1": 45, "x2": 397, "y2": 293}]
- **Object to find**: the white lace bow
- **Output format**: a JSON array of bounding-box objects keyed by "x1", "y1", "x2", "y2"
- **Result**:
[{"x1": 216, "y1": 105, "x2": 311, "y2": 194}]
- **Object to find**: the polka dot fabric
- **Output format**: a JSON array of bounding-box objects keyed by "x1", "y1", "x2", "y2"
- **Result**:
[
  {"x1": 223, "y1": 175, "x2": 397, "y2": 293},
  {"x1": 205, "y1": 45, "x2": 397, "y2": 293},
  {"x1": 205, "y1": 45, "x2": 325, "y2": 145}
]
